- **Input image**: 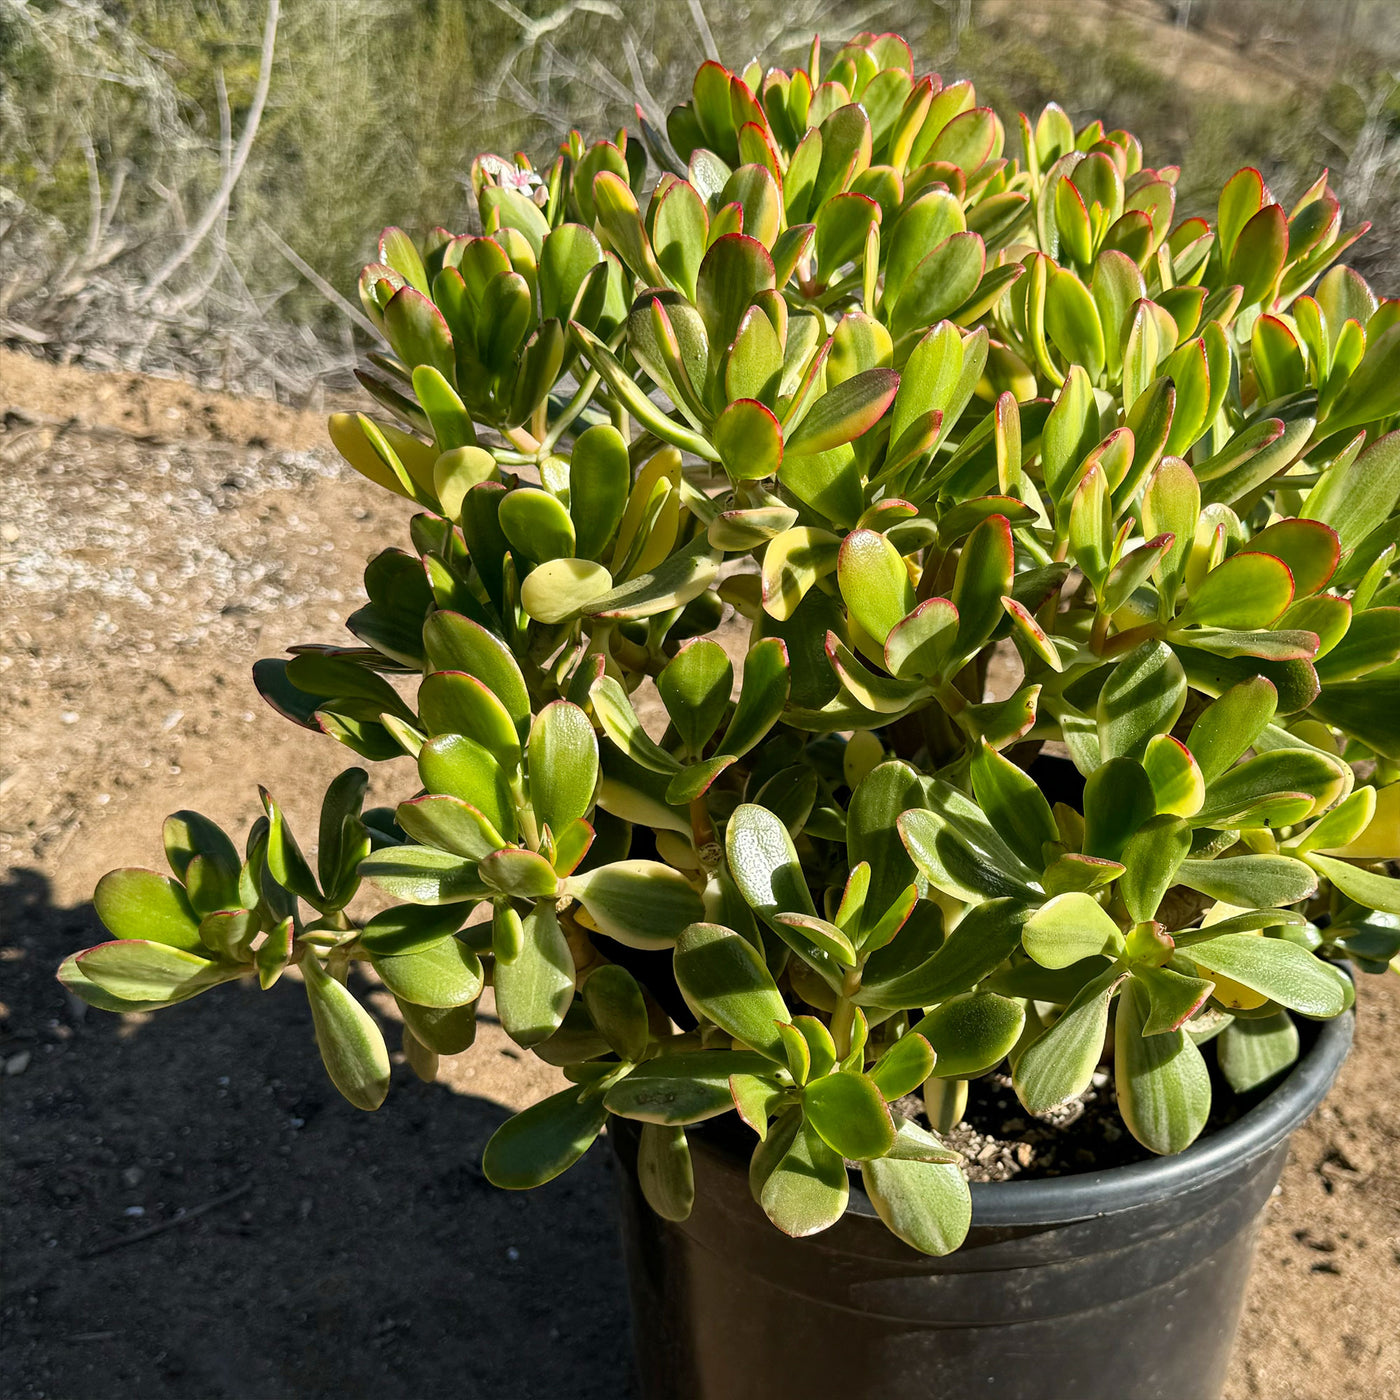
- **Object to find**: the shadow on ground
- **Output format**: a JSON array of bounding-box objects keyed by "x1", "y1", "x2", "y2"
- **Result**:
[{"x1": 0, "y1": 868, "x2": 635, "y2": 1400}]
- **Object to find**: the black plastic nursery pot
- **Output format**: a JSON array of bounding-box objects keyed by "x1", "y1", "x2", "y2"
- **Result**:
[{"x1": 611, "y1": 1008, "x2": 1353, "y2": 1400}]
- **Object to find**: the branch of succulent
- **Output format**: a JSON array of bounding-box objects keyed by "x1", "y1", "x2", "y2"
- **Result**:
[{"x1": 61, "y1": 30, "x2": 1400, "y2": 1258}]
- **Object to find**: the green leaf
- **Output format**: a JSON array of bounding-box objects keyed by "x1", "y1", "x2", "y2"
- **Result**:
[
  {"x1": 418, "y1": 733, "x2": 516, "y2": 839},
  {"x1": 758, "y1": 1115, "x2": 850, "y2": 1238},
  {"x1": 803, "y1": 1071, "x2": 895, "y2": 1160},
  {"x1": 911, "y1": 992, "x2": 1026, "y2": 1079},
  {"x1": 1302, "y1": 430, "x2": 1400, "y2": 552},
  {"x1": 74, "y1": 939, "x2": 229, "y2": 1005},
  {"x1": 1188, "y1": 934, "x2": 1344, "y2": 1016},
  {"x1": 359, "y1": 845, "x2": 486, "y2": 905},
  {"x1": 568, "y1": 860, "x2": 704, "y2": 949},
  {"x1": 861, "y1": 1149, "x2": 971, "y2": 1256},
  {"x1": 658, "y1": 641, "x2": 733, "y2": 757},
  {"x1": 1306, "y1": 853, "x2": 1400, "y2": 916},
  {"x1": 359, "y1": 903, "x2": 468, "y2": 957},
  {"x1": 529, "y1": 701, "x2": 598, "y2": 834},
  {"x1": 583, "y1": 535, "x2": 722, "y2": 621},
  {"x1": 1177, "y1": 855, "x2": 1317, "y2": 908},
  {"x1": 846, "y1": 761, "x2": 924, "y2": 938},
  {"x1": 892, "y1": 232, "x2": 986, "y2": 338},
  {"x1": 1023, "y1": 892, "x2": 1124, "y2": 969},
  {"x1": 726, "y1": 803, "x2": 817, "y2": 923},
  {"x1": 419, "y1": 670, "x2": 521, "y2": 770},
  {"x1": 771, "y1": 913, "x2": 856, "y2": 979},
  {"x1": 478, "y1": 848, "x2": 559, "y2": 900},
  {"x1": 696, "y1": 232, "x2": 776, "y2": 356},
  {"x1": 422, "y1": 612, "x2": 530, "y2": 727},
  {"x1": 1013, "y1": 966, "x2": 1122, "y2": 1113},
  {"x1": 884, "y1": 597, "x2": 959, "y2": 680},
  {"x1": 673, "y1": 922, "x2": 789, "y2": 1062},
  {"x1": 950, "y1": 513, "x2": 1014, "y2": 658},
  {"x1": 1217, "y1": 1011, "x2": 1300, "y2": 1092},
  {"x1": 93, "y1": 868, "x2": 205, "y2": 952},
  {"x1": 372, "y1": 936, "x2": 483, "y2": 1009},
  {"x1": 869, "y1": 1032, "x2": 936, "y2": 1100},
  {"x1": 636, "y1": 1123, "x2": 695, "y2": 1221},
  {"x1": 1131, "y1": 962, "x2": 1215, "y2": 1035},
  {"x1": 1082, "y1": 758, "x2": 1156, "y2": 862},
  {"x1": 1114, "y1": 976, "x2": 1211, "y2": 1154},
  {"x1": 605, "y1": 1050, "x2": 776, "y2": 1124},
  {"x1": 898, "y1": 800, "x2": 1041, "y2": 903},
  {"x1": 713, "y1": 398, "x2": 784, "y2": 481},
  {"x1": 1097, "y1": 641, "x2": 1186, "y2": 763},
  {"x1": 1188, "y1": 677, "x2": 1278, "y2": 783},
  {"x1": 581, "y1": 964, "x2": 649, "y2": 1062},
  {"x1": 855, "y1": 899, "x2": 1032, "y2": 1009},
  {"x1": 787, "y1": 369, "x2": 900, "y2": 456},
  {"x1": 301, "y1": 954, "x2": 390, "y2": 1111},
  {"x1": 395, "y1": 795, "x2": 504, "y2": 861},
  {"x1": 1142, "y1": 735, "x2": 1205, "y2": 817},
  {"x1": 493, "y1": 901, "x2": 575, "y2": 1047},
  {"x1": 1120, "y1": 816, "x2": 1191, "y2": 923},
  {"x1": 590, "y1": 675, "x2": 682, "y2": 775},
  {"x1": 837, "y1": 528, "x2": 915, "y2": 645},
  {"x1": 569, "y1": 424, "x2": 631, "y2": 560},
  {"x1": 482, "y1": 1086, "x2": 608, "y2": 1188},
  {"x1": 760, "y1": 526, "x2": 841, "y2": 621},
  {"x1": 719, "y1": 638, "x2": 790, "y2": 757},
  {"x1": 1180, "y1": 551, "x2": 1295, "y2": 629}
]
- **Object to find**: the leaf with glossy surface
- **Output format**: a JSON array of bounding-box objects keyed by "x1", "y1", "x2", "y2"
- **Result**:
[
  {"x1": 1115, "y1": 976, "x2": 1211, "y2": 1154},
  {"x1": 482, "y1": 1086, "x2": 608, "y2": 1188},
  {"x1": 529, "y1": 701, "x2": 598, "y2": 834},
  {"x1": 1217, "y1": 1011, "x2": 1300, "y2": 1092},
  {"x1": 861, "y1": 1149, "x2": 971, "y2": 1257},
  {"x1": 494, "y1": 901, "x2": 575, "y2": 1046},
  {"x1": 568, "y1": 860, "x2": 704, "y2": 949},
  {"x1": 726, "y1": 803, "x2": 817, "y2": 923},
  {"x1": 1097, "y1": 641, "x2": 1186, "y2": 764},
  {"x1": 1177, "y1": 855, "x2": 1317, "y2": 908},
  {"x1": 93, "y1": 868, "x2": 205, "y2": 952},
  {"x1": 869, "y1": 1032, "x2": 936, "y2": 1100},
  {"x1": 606, "y1": 1050, "x2": 776, "y2": 1124},
  {"x1": 359, "y1": 845, "x2": 486, "y2": 905},
  {"x1": 1023, "y1": 893, "x2": 1124, "y2": 969},
  {"x1": 658, "y1": 640, "x2": 733, "y2": 757},
  {"x1": 673, "y1": 923, "x2": 788, "y2": 1062},
  {"x1": 302, "y1": 954, "x2": 390, "y2": 1111},
  {"x1": 912, "y1": 992, "x2": 1026, "y2": 1080},
  {"x1": 803, "y1": 1071, "x2": 895, "y2": 1160},
  {"x1": 1188, "y1": 934, "x2": 1344, "y2": 1016},
  {"x1": 1013, "y1": 966, "x2": 1122, "y2": 1113},
  {"x1": 372, "y1": 936, "x2": 483, "y2": 1009},
  {"x1": 758, "y1": 1116, "x2": 850, "y2": 1238}
]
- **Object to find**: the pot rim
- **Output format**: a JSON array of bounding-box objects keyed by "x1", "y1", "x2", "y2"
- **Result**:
[{"x1": 849, "y1": 1007, "x2": 1355, "y2": 1228}]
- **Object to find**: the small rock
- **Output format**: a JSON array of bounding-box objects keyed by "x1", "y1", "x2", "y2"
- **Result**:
[
  {"x1": 5, "y1": 1051, "x2": 31, "y2": 1076},
  {"x1": 122, "y1": 1166, "x2": 144, "y2": 1188},
  {"x1": 1014, "y1": 1142, "x2": 1034, "y2": 1168}
]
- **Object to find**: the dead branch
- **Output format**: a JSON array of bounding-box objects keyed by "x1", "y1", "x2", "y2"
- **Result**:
[{"x1": 136, "y1": 0, "x2": 281, "y2": 305}]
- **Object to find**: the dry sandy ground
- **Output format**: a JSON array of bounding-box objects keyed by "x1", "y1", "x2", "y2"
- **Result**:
[{"x1": 1, "y1": 348, "x2": 1396, "y2": 1397}]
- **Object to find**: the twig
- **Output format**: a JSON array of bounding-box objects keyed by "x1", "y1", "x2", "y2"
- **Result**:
[
  {"x1": 79, "y1": 1183, "x2": 253, "y2": 1259},
  {"x1": 260, "y1": 220, "x2": 382, "y2": 340},
  {"x1": 137, "y1": 0, "x2": 281, "y2": 304},
  {"x1": 688, "y1": 0, "x2": 719, "y2": 61}
]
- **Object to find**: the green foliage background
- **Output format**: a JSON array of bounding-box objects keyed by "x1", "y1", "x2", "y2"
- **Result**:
[{"x1": 3, "y1": 0, "x2": 1398, "y2": 386}]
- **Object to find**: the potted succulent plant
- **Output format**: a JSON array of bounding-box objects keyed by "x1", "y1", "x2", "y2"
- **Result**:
[{"x1": 60, "y1": 29, "x2": 1398, "y2": 1400}]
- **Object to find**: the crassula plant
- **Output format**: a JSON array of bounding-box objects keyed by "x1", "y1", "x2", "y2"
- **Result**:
[{"x1": 62, "y1": 32, "x2": 1400, "y2": 1257}]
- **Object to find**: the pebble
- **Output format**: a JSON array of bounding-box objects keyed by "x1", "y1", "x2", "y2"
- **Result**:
[
  {"x1": 5, "y1": 1051, "x2": 31, "y2": 1076},
  {"x1": 122, "y1": 1166, "x2": 144, "y2": 1188}
]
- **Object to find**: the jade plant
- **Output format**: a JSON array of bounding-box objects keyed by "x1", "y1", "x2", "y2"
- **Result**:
[{"x1": 61, "y1": 32, "x2": 1400, "y2": 1257}]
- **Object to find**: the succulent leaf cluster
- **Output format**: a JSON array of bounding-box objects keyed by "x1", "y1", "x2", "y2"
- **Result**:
[{"x1": 63, "y1": 32, "x2": 1400, "y2": 1257}]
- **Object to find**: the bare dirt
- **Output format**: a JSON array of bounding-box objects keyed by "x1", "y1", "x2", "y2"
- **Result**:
[{"x1": 1, "y1": 348, "x2": 1397, "y2": 1398}]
